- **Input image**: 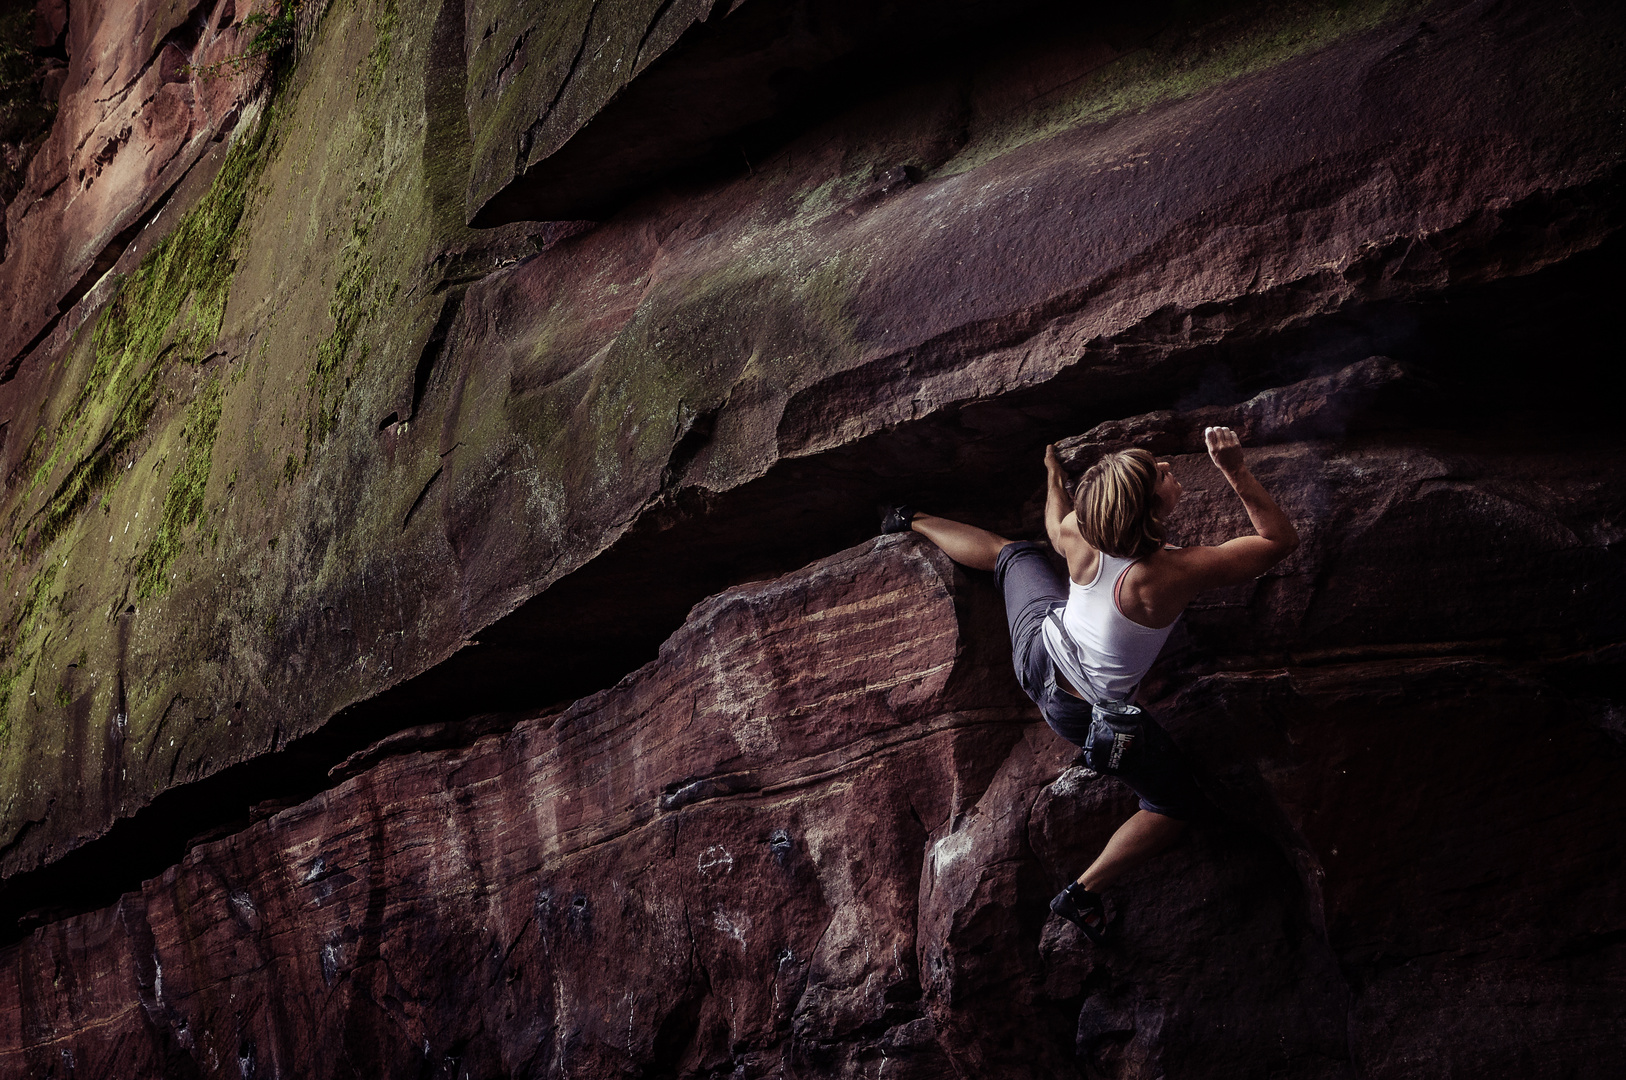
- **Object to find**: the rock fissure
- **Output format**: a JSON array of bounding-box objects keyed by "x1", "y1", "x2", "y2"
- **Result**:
[
  {"x1": 631, "y1": 0, "x2": 687, "y2": 73},
  {"x1": 522, "y1": 0, "x2": 603, "y2": 169}
]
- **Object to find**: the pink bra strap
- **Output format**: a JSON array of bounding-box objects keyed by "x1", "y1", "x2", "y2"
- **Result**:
[{"x1": 1113, "y1": 560, "x2": 1137, "y2": 618}]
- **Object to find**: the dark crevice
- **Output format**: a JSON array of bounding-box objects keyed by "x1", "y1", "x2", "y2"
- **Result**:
[
  {"x1": 659, "y1": 404, "x2": 720, "y2": 493},
  {"x1": 58, "y1": 213, "x2": 142, "y2": 309},
  {"x1": 647, "y1": 943, "x2": 713, "y2": 1077},
  {"x1": 401, "y1": 466, "x2": 443, "y2": 530},
  {"x1": 631, "y1": 0, "x2": 684, "y2": 70},
  {"x1": 1, "y1": 311, "x2": 65, "y2": 384},
  {"x1": 162, "y1": 0, "x2": 214, "y2": 57},
  {"x1": 473, "y1": 0, "x2": 1168, "y2": 224},
  {"x1": 0, "y1": 220, "x2": 1621, "y2": 947},
  {"x1": 658, "y1": 770, "x2": 762, "y2": 812},
  {"x1": 493, "y1": 29, "x2": 531, "y2": 87},
  {"x1": 516, "y1": 0, "x2": 602, "y2": 169},
  {"x1": 410, "y1": 289, "x2": 464, "y2": 421}
]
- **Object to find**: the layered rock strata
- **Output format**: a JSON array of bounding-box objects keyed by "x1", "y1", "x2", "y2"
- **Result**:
[
  {"x1": 0, "y1": 539, "x2": 1039, "y2": 1077},
  {"x1": 0, "y1": 0, "x2": 1622, "y2": 1074},
  {"x1": 3, "y1": 365, "x2": 1621, "y2": 1074}
]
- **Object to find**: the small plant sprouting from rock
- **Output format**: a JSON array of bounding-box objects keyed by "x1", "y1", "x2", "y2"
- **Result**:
[
  {"x1": 187, "y1": 0, "x2": 303, "y2": 82},
  {"x1": 242, "y1": 1, "x2": 302, "y2": 60}
]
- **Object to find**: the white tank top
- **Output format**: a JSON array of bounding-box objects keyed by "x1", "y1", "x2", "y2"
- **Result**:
[{"x1": 1040, "y1": 551, "x2": 1176, "y2": 704}]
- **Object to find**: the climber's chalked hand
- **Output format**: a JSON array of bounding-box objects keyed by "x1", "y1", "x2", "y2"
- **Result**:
[{"x1": 1205, "y1": 425, "x2": 1244, "y2": 474}]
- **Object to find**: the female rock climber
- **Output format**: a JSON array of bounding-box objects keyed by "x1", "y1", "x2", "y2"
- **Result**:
[{"x1": 882, "y1": 426, "x2": 1298, "y2": 942}]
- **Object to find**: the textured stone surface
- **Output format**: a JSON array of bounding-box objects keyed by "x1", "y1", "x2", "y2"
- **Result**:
[
  {"x1": 0, "y1": 0, "x2": 1622, "y2": 1073},
  {"x1": 2, "y1": 380, "x2": 1621, "y2": 1074},
  {"x1": 0, "y1": 0, "x2": 265, "y2": 374},
  {"x1": 0, "y1": 539, "x2": 1037, "y2": 1077}
]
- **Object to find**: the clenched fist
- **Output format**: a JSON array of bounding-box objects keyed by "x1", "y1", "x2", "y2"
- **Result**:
[{"x1": 1205, "y1": 426, "x2": 1245, "y2": 474}]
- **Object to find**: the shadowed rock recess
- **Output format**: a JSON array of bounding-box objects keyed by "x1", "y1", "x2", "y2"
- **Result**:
[{"x1": 0, "y1": 0, "x2": 1622, "y2": 1074}]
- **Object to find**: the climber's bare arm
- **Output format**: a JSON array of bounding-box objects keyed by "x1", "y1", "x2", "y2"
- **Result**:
[
  {"x1": 1171, "y1": 427, "x2": 1299, "y2": 591},
  {"x1": 1045, "y1": 444, "x2": 1100, "y2": 578},
  {"x1": 1043, "y1": 445, "x2": 1075, "y2": 549}
]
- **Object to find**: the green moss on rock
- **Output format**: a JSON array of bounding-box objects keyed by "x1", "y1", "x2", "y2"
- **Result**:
[
  {"x1": 364, "y1": 0, "x2": 399, "y2": 94},
  {"x1": 134, "y1": 378, "x2": 225, "y2": 601},
  {"x1": 297, "y1": 184, "x2": 398, "y2": 473},
  {"x1": 0, "y1": 558, "x2": 59, "y2": 739},
  {"x1": 0, "y1": 665, "x2": 18, "y2": 742},
  {"x1": 23, "y1": 101, "x2": 278, "y2": 557}
]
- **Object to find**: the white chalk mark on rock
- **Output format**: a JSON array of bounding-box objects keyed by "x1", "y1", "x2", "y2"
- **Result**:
[
  {"x1": 697, "y1": 845, "x2": 734, "y2": 878},
  {"x1": 929, "y1": 830, "x2": 974, "y2": 882},
  {"x1": 712, "y1": 908, "x2": 750, "y2": 949}
]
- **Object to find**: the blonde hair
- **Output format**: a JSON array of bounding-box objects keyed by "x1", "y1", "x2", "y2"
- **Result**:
[{"x1": 1074, "y1": 448, "x2": 1164, "y2": 558}]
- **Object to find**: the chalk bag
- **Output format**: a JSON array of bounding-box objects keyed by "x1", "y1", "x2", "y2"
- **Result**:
[{"x1": 1084, "y1": 699, "x2": 1144, "y2": 774}]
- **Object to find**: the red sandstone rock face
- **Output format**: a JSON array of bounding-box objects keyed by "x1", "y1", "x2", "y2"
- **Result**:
[
  {"x1": 462, "y1": 0, "x2": 1063, "y2": 223},
  {"x1": 0, "y1": 0, "x2": 1623, "y2": 1074},
  {"x1": 0, "y1": 540, "x2": 1031, "y2": 1077}
]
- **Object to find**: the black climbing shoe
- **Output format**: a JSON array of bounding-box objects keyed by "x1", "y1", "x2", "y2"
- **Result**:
[
  {"x1": 880, "y1": 505, "x2": 918, "y2": 534},
  {"x1": 1050, "y1": 882, "x2": 1107, "y2": 944}
]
